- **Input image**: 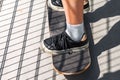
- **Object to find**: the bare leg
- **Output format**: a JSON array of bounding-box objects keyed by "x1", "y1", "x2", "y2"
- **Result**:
[
  {"x1": 62, "y1": 0, "x2": 87, "y2": 41},
  {"x1": 62, "y1": 0, "x2": 84, "y2": 24}
]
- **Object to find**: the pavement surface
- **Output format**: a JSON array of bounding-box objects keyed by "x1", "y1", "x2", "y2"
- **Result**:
[{"x1": 0, "y1": 0, "x2": 120, "y2": 80}]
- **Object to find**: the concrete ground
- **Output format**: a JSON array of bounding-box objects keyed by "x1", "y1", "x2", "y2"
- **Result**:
[{"x1": 0, "y1": 0, "x2": 120, "y2": 80}]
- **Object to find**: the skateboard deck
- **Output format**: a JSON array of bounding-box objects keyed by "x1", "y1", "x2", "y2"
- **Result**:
[{"x1": 45, "y1": 0, "x2": 91, "y2": 75}]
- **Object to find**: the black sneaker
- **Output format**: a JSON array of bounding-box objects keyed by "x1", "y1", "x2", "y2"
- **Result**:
[
  {"x1": 48, "y1": 0, "x2": 90, "y2": 12},
  {"x1": 48, "y1": 0, "x2": 63, "y2": 11},
  {"x1": 40, "y1": 32, "x2": 89, "y2": 55}
]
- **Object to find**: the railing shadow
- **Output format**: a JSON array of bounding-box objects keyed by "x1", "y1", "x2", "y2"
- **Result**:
[
  {"x1": 0, "y1": 0, "x2": 4, "y2": 12},
  {"x1": 65, "y1": 0, "x2": 120, "y2": 80},
  {"x1": 0, "y1": 0, "x2": 120, "y2": 79},
  {"x1": 86, "y1": 0, "x2": 120, "y2": 23},
  {"x1": 99, "y1": 70, "x2": 120, "y2": 80}
]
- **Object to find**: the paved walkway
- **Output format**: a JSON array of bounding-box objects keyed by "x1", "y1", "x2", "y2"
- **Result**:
[{"x1": 0, "y1": 0, "x2": 120, "y2": 80}]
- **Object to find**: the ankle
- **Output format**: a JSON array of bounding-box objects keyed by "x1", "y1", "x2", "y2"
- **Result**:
[{"x1": 65, "y1": 23, "x2": 85, "y2": 42}]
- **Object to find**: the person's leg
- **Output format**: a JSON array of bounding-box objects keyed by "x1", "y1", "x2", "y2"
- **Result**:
[
  {"x1": 62, "y1": 0, "x2": 83, "y2": 24},
  {"x1": 40, "y1": 0, "x2": 88, "y2": 54},
  {"x1": 62, "y1": 0, "x2": 86, "y2": 42}
]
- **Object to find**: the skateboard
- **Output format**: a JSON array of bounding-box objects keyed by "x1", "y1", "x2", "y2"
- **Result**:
[{"x1": 41, "y1": 0, "x2": 91, "y2": 75}]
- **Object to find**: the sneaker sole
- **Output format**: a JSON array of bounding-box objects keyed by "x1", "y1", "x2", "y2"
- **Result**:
[{"x1": 40, "y1": 40, "x2": 89, "y2": 55}]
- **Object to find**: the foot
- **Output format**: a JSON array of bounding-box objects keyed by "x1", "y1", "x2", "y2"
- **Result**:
[
  {"x1": 48, "y1": 0, "x2": 90, "y2": 12},
  {"x1": 40, "y1": 31, "x2": 89, "y2": 55}
]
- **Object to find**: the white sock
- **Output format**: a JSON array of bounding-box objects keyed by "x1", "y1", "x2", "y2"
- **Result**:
[{"x1": 65, "y1": 22, "x2": 85, "y2": 42}]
